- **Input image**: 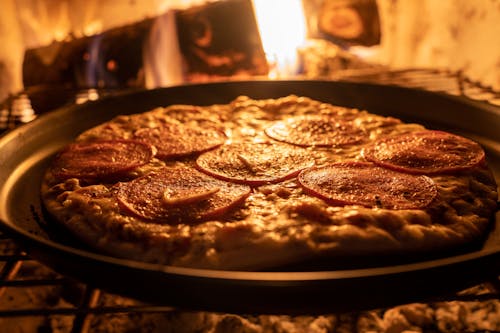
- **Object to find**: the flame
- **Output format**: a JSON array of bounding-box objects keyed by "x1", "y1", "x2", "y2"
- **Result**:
[{"x1": 252, "y1": 0, "x2": 307, "y2": 78}]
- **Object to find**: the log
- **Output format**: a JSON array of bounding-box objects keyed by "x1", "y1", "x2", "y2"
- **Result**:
[{"x1": 22, "y1": 19, "x2": 152, "y2": 89}]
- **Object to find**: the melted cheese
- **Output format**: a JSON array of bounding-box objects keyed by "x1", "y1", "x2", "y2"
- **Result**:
[{"x1": 42, "y1": 95, "x2": 499, "y2": 270}]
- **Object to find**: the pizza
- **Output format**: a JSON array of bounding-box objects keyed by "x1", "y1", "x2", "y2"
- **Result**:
[{"x1": 40, "y1": 95, "x2": 499, "y2": 270}]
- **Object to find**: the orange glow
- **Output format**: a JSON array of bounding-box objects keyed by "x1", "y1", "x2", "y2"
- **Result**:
[
  {"x1": 252, "y1": 0, "x2": 307, "y2": 78},
  {"x1": 106, "y1": 59, "x2": 118, "y2": 71}
]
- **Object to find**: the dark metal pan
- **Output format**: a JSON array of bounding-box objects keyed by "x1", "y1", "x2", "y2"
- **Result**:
[{"x1": 0, "y1": 80, "x2": 499, "y2": 314}]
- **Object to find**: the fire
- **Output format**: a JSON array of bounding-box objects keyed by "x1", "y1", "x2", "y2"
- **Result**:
[
  {"x1": 252, "y1": 0, "x2": 307, "y2": 78},
  {"x1": 11, "y1": 0, "x2": 310, "y2": 95}
]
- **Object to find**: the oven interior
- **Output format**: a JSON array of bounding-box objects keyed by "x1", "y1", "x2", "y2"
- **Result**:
[{"x1": 1, "y1": 0, "x2": 500, "y2": 332}]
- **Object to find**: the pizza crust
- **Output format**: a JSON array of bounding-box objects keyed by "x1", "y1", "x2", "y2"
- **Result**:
[{"x1": 41, "y1": 95, "x2": 499, "y2": 270}]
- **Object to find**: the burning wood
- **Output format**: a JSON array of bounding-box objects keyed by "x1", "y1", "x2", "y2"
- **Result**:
[
  {"x1": 176, "y1": 0, "x2": 268, "y2": 81},
  {"x1": 22, "y1": 19, "x2": 153, "y2": 89},
  {"x1": 22, "y1": 0, "x2": 268, "y2": 90},
  {"x1": 3, "y1": 0, "x2": 499, "y2": 98}
]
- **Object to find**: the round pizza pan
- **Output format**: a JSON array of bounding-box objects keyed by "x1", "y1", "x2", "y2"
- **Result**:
[{"x1": 0, "y1": 80, "x2": 499, "y2": 314}]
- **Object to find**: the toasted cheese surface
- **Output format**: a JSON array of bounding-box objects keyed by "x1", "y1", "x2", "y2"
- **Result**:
[{"x1": 41, "y1": 95, "x2": 498, "y2": 270}]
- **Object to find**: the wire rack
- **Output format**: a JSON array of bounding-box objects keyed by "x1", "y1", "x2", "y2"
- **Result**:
[{"x1": 1, "y1": 68, "x2": 500, "y2": 332}]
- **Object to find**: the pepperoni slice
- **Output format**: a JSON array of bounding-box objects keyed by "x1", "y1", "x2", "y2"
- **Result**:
[
  {"x1": 362, "y1": 130, "x2": 486, "y2": 174},
  {"x1": 265, "y1": 115, "x2": 367, "y2": 147},
  {"x1": 298, "y1": 162, "x2": 437, "y2": 210},
  {"x1": 133, "y1": 123, "x2": 226, "y2": 159},
  {"x1": 51, "y1": 140, "x2": 155, "y2": 181},
  {"x1": 195, "y1": 142, "x2": 315, "y2": 186},
  {"x1": 115, "y1": 166, "x2": 251, "y2": 224}
]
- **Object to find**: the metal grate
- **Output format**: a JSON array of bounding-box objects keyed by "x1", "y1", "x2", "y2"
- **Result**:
[
  {"x1": 0, "y1": 232, "x2": 180, "y2": 332},
  {"x1": 1, "y1": 69, "x2": 500, "y2": 332},
  {"x1": 333, "y1": 67, "x2": 500, "y2": 105},
  {"x1": 1, "y1": 232, "x2": 500, "y2": 332}
]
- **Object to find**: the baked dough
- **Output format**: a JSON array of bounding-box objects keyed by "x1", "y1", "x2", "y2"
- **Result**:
[{"x1": 41, "y1": 95, "x2": 499, "y2": 270}]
